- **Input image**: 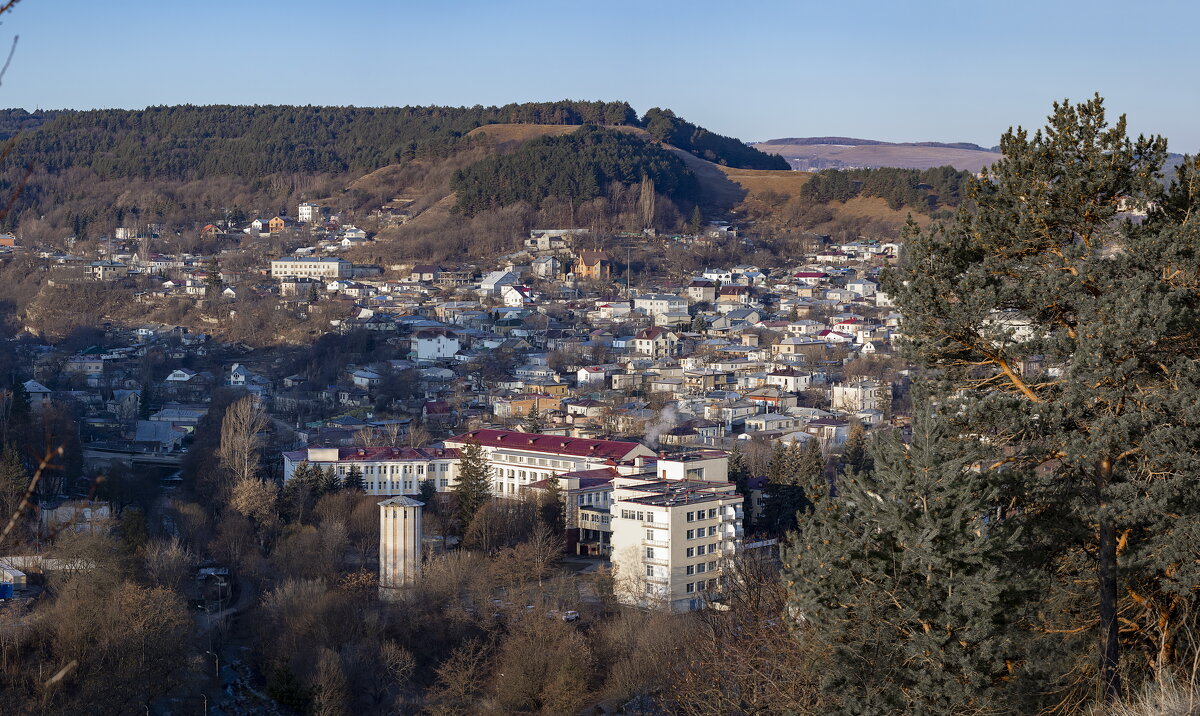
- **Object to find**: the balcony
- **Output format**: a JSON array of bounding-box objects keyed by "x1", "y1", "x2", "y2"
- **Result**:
[
  {"x1": 642, "y1": 537, "x2": 670, "y2": 548},
  {"x1": 643, "y1": 557, "x2": 670, "y2": 567}
]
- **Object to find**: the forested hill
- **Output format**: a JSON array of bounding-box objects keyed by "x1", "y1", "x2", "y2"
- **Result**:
[
  {"x1": 452, "y1": 126, "x2": 700, "y2": 215},
  {"x1": 1, "y1": 101, "x2": 784, "y2": 181},
  {"x1": 642, "y1": 108, "x2": 789, "y2": 170}
]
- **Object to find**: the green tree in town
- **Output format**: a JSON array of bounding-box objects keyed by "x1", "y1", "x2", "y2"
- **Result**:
[
  {"x1": 417, "y1": 478, "x2": 438, "y2": 513},
  {"x1": 840, "y1": 421, "x2": 872, "y2": 475},
  {"x1": 523, "y1": 404, "x2": 546, "y2": 434},
  {"x1": 762, "y1": 439, "x2": 822, "y2": 535},
  {"x1": 318, "y1": 466, "x2": 341, "y2": 495},
  {"x1": 453, "y1": 441, "x2": 492, "y2": 530},
  {"x1": 539, "y1": 474, "x2": 565, "y2": 534},
  {"x1": 205, "y1": 260, "x2": 224, "y2": 298},
  {"x1": 887, "y1": 95, "x2": 1200, "y2": 701},
  {"x1": 727, "y1": 442, "x2": 753, "y2": 530},
  {"x1": 0, "y1": 443, "x2": 29, "y2": 534},
  {"x1": 784, "y1": 409, "x2": 1057, "y2": 714},
  {"x1": 343, "y1": 464, "x2": 364, "y2": 492},
  {"x1": 282, "y1": 462, "x2": 317, "y2": 523},
  {"x1": 688, "y1": 205, "x2": 704, "y2": 235}
]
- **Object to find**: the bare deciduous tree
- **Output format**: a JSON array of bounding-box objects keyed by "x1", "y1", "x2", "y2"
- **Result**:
[{"x1": 217, "y1": 396, "x2": 268, "y2": 491}]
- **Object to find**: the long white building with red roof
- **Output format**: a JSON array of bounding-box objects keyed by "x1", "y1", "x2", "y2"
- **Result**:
[
  {"x1": 443, "y1": 429, "x2": 657, "y2": 498},
  {"x1": 282, "y1": 445, "x2": 462, "y2": 496}
]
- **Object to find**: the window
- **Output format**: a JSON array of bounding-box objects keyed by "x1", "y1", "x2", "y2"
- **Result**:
[
  {"x1": 645, "y1": 547, "x2": 654, "y2": 559},
  {"x1": 708, "y1": 526, "x2": 717, "y2": 536},
  {"x1": 708, "y1": 508, "x2": 717, "y2": 519},
  {"x1": 686, "y1": 511, "x2": 694, "y2": 522},
  {"x1": 708, "y1": 543, "x2": 717, "y2": 554},
  {"x1": 645, "y1": 565, "x2": 653, "y2": 577},
  {"x1": 686, "y1": 547, "x2": 694, "y2": 558},
  {"x1": 686, "y1": 565, "x2": 694, "y2": 575},
  {"x1": 644, "y1": 511, "x2": 653, "y2": 523},
  {"x1": 696, "y1": 563, "x2": 706, "y2": 574},
  {"x1": 646, "y1": 530, "x2": 654, "y2": 540},
  {"x1": 686, "y1": 582, "x2": 695, "y2": 593},
  {"x1": 709, "y1": 561, "x2": 717, "y2": 572},
  {"x1": 686, "y1": 529, "x2": 695, "y2": 540}
]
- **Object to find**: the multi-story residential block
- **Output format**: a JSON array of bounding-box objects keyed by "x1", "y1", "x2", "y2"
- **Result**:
[
  {"x1": 611, "y1": 478, "x2": 743, "y2": 612},
  {"x1": 297, "y1": 202, "x2": 322, "y2": 223},
  {"x1": 831, "y1": 378, "x2": 891, "y2": 413},
  {"x1": 270, "y1": 257, "x2": 352, "y2": 279},
  {"x1": 633, "y1": 293, "x2": 688, "y2": 317},
  {"x1": 282, "y1": 446, "x2": 461, "y2": 495}
]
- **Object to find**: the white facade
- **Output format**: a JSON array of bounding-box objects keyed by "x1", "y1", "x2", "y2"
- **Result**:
[
  {"x1": 634, "y1": 294, "x2": 688, "y2": 317},
  {"x1": 379, "y1": 496, "x2": 423, "y2": 589},
  {"x1": 444, "y1": 429, "x2": 655, "y2": 499},
  {"x1": 298, "y1": 202, "x2": 322, "y2": 223},
  {"x1": 282, "y1": 446, "x2": 460, "y2": 494},
  {"x1": 270, "y1": 257, "x2": 352, "y2": 279},
  {"x1": 611, "y1": 479, "x2": 743, "y2": 612}
]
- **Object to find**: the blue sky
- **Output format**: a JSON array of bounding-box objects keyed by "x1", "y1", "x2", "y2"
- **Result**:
[{"x1": 3, "y1": 0, "x2": 1197, "y2": 152}]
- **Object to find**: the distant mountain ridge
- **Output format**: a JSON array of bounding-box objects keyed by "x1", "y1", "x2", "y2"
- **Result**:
[
  {"x1": 753, "y1": 136, "x2": 1002, "y2": 172},
  {"x1": 763, "y1": 136, "x2": 997, "y2": 152}
]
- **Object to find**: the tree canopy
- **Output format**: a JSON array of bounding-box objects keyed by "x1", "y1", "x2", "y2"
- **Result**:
[{"x1": 887, "y1": 95, "x2": 1200, "y2": 701}]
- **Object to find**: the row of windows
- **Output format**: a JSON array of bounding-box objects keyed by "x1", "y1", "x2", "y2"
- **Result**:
[
  {"x1": 685, "y1": 579, "x2": 719, "y2": 593},
  {"x1": 329, "y1": 462, "x2": 450, "y2": 476},
  {"x1": 495, "y1": 453, "x2": 574, "y2": 469},
  {"x1": 685, "y1": 561, "x2": 718, "y2": 576},
  {"x1": 686, "y1": 543, "x2": 719, "y2": 558},
  {"x1": 685, "y1": 508, "x2": 720, "y2": 523},
  {"x1": 365, "y1": 478, "x2": 449, "y2": 491},
  {"x1": 686, "y1": 526, "x2": 718, "y2": 540},
  {"x1": 581, "y1": 513, "x2": 610, "y2": 525}
]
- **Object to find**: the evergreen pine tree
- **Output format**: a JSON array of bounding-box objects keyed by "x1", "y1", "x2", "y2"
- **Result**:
[
  {"x1": 417, "y1": 478, "x2": 437, "y2": 512},
  {"x1": 138, "y1": 382, "x2": 152, "y2": 420},
  {"x1": 318, "y1": 466, "x2": 341, "y2": 495},
  {"x1": 689, "y1": 312, "x2": 707, "y2": 334},
  {"x1": 0, "y1": 442, "x2": 29, "y2": 527},
  {"x1": 282, "y1": 463, "x2": 315, "y2": 524},
  {"x1": 888, "y1": 96, "x2": 1200, "y2": 698},
  {"x1": 523, "y1": 404, "x2": 545, "y2": 434},
  {"x1": 343, "y1": 464, "x2": 364, "y2": 492},
  {"x1": 453, "y1": 441, "x2": 492, "y2": 530},
  {"x1": 762, "y1": 440, "x2": 811, "y2": 535},
  {"x1": 540, "y1": 474, "x2": 565, "y2": 534},
  {"x1": 727, "y1": 443, "x2": 753, "y2": 530},
  {"x1": 840, "y1": 421, "x2": 872, "y2": 475},
  {"x1": 783, "y1": 410, "x2": 1055, "y2": 714}
]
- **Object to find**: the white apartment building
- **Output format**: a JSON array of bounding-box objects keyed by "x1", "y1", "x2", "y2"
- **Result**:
[
  {"x1": 831, "y1": 378, "x2": 891, "y2": 413},
  {"x1": 298, "y1": 202, "x2": 322, "y2": 223},
  {"x1": 611, "y1": 478, "x2": 744, "y2": 612},
  {"x1": 633, "y1": 293, "x2": 688, "y2": 317},
  {"x1": 281, "y1": 446, "x2": 461, "y2": 495},
  {"x1": 270, "y1": 257, "x2": 352, "y2": 279}
]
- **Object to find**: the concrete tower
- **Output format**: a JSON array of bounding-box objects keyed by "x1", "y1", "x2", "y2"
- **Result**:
[{"x1": 379, "y1": 496, "x2": 424, "y2": 591}]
